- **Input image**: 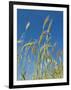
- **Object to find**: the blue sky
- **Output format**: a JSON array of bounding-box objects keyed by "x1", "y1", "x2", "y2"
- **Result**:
[{"x1": 17, "y1": 9, "x2": 63, "y2": 80}]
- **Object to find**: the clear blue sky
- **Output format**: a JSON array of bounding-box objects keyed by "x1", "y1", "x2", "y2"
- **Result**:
[{"x1": 17, "y1": 9, "x2": 63, "y2": 80}]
